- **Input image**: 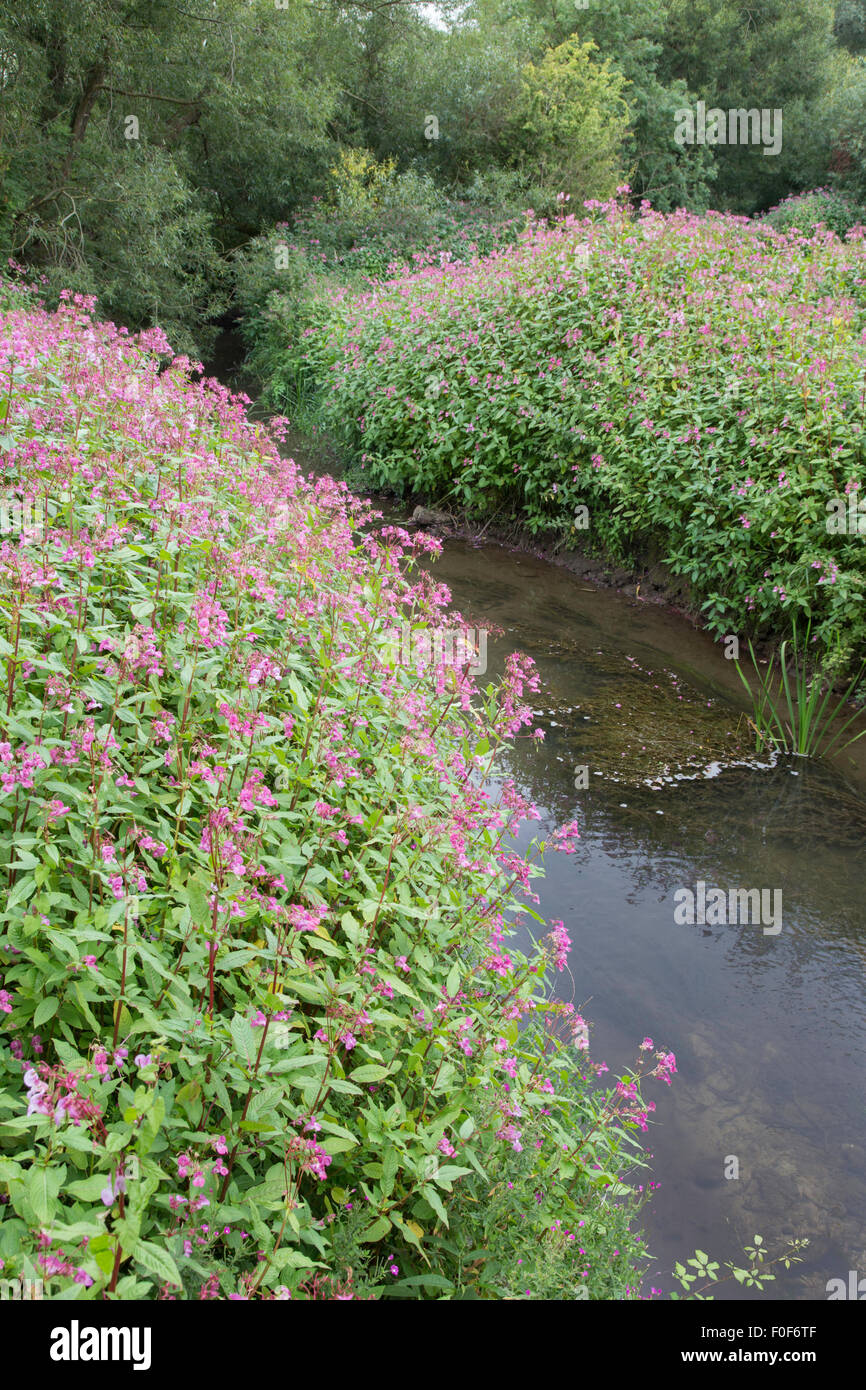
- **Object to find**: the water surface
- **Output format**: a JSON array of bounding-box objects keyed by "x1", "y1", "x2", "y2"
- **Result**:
[
  {"x1": 255, "y1": 400, "x2": 866, "y2": 1301},
  {"x1": 424, "y1": 538, "x2": 866, "y2": 1300}
]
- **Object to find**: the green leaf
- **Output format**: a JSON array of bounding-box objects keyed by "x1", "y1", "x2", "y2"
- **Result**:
[
  {"x1": 6, "y1": 876, "x2": 36, "y2": 909},
  {"x1": 27, "y1": 1163, "x2": 65, "y2": 1224},
  {"x1": 183, "y1": 878, "x2": 210, "y2": 925},
  {"x1": 421, "y1": 1184, "x2": 449, "y2": 1227},
  {"x1": 320, "y1": 1135, "x2": 357, "y2": 1155},
  {"x1": 175, "y1": 1079, "x2": 202, "y2": 1123},
  {"x1": 66, "y1": 1174, "x2": 113, "y2": 1202},
  {"x1": 133, "y1": 1239, "x2": 183, "y2": 1289},
  {"x1": 269, "y1": 1248, "x2": 320, "y2": 1270},
  {"x1": 433, "y1": 1165, "x2": 471, "y2": 1185},
  {"x1": 286, "y1": 977, "x2": 328, "y2": 1004},
  {"x1": 324, "y1": 1077, "x2": 363, "y2": 1096},
  {"x1": 33, "y1": 996, "x2": 59, "y2": 1027},
  {"x1": 361, "y1": 1216, "x2": 392, "y2": 1242},
  {"x1": 393, "y1": 1273, "x2": 454, "y2": 1290},
  {"x1": 247, "y1": 1084, "x2": 283, "y2": 1121},
  {"x1": 349, "y1": 1063, "x2": 391, "y2": 1083},
  {"x1": 230, "y1": 1012, "x2": 258, "y2": 1065},
  {"x1": 381, "y1": 1145, "x2": 399, "y2": 1196}
]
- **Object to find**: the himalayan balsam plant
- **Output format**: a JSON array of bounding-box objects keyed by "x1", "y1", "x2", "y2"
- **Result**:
[
  {"x1": 0, "y1": 280, "x2": 679, "y2": 1300},
  {"x1": 297, "y1": 192, "x2": 866, "y2": 680}
]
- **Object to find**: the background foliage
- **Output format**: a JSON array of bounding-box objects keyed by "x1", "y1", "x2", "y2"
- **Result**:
[
  {"x1": 297, "y1": 197, "x2": 866, "y2": 674},
  {"x1": 1, "y1": 0, "x2": 864, "y2": 356}
]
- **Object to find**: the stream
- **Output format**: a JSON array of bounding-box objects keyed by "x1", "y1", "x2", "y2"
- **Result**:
[
  {"x1": 225, "y1": 352, "x2": 866, "y2": 1300},
  {"x1": 413, "y1": 535, "x2": 866, "y2": 1301}
]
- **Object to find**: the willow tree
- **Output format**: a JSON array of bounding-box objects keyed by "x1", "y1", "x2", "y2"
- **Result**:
[{"x1": 0, "y1": 0, "x2": 343, "y2": 351}]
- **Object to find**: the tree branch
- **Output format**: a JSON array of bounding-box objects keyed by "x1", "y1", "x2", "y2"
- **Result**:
[{"x1": 97, "y1": 86, "x2": 204, "y2": 106}]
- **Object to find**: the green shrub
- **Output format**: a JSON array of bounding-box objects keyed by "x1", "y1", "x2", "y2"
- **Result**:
[
  {"x1": 300, "y1": 196, "x2": 866, "y2": 675},
  {"x1": 763, "y1": 187, "x2": 866, "y2": 238},
  {"x1": 232, "y1": 176, "x2": 526, "y2": 414},
  {"x1": 0, "y1": 286, "x2": 673, "y2": 1300}
]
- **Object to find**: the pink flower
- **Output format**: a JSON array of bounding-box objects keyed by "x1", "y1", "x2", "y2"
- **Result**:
[
  {"x1": 100, "y1": 1173, "x2": 126, "y2": 1206},
  {"x1": 652, "y1": 1050, "x2": 677, "y2": 1085},
  {"x1": 544, "y1": 920, "x2": 571, "y2": 971}
]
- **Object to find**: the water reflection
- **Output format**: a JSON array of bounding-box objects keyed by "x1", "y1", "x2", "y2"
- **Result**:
[
  {"x1": 426, "y1": 537, "x2": 866, "y2": 1301},
  {"x1": 268, "y1": 418, "x2": 866, "y2": 1301}
]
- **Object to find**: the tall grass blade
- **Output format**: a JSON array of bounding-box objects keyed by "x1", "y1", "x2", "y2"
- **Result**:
[{"x1": 735, "y1": 618, "x2": 866, "y2": 761}]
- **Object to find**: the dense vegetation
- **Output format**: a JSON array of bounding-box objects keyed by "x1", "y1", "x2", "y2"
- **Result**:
[
  {"x1": 3, "y1": 0, "x2": 866, "y2": 356},
  {"x1": 0, "y1": 281, "x2": 689, "y2": 1299},
  {"x1": 282, "y1": 197, "x2": 865, "y2": 675},
  {"x1": 0, "y1": 0, "x2": 862, "y2": 1305}
]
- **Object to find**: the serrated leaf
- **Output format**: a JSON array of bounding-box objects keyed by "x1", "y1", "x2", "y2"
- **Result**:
[
  {"x1": 323, "y1": 1077, "x2": 363, "y2": 1096},
  {"x1": 66, "y1": 1173, "x2": 113, "y2": 1202},
  {"x1": 230, "y1": 1012, "x2": 258, "y2": 1065},
  {"x1": 27, "y1": 1164, "x2": 65, "y2": 1224},
  {"x1": 349, "y1": 1063, "x2": 391, "y2": 1083},
  {"x1": 33, "y1": 996, "x2": 59, "y2": 1027},
  {"x1": 133, "y1": 1239, "x2": 183, "y2": 1288}
]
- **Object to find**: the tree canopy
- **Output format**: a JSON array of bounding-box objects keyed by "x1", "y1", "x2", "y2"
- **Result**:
[{"x1": 1, "y1": 0, "x2": 862, "y2": 351}]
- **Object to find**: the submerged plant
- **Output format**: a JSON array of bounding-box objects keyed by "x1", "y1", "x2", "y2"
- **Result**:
[
  {"x1": 734, "y1": 615, "x2": 866, "y2": 758},
  {"x1": 669, "y1": 1235, "x2": 810, "y2": 1300}
]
